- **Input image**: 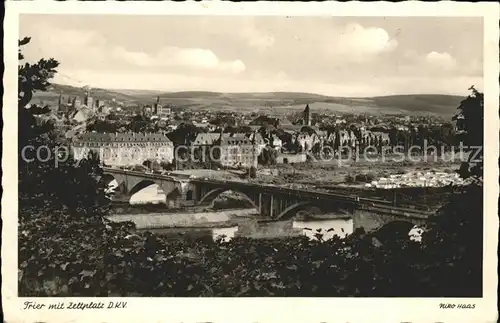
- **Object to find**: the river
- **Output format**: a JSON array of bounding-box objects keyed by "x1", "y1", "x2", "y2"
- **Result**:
[{"x1": 110, "y1": 184, "x2": 355, "y2": 241}]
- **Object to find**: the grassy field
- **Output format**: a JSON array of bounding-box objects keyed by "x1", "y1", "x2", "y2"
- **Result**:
[{"x1": 33, "y1": 83, "x2": 464, "y2": 117}]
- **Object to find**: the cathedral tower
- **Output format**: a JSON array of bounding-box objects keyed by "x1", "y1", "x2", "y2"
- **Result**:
[{"x1": 303, "y1": 104, "x2": 311, "y2": 126}]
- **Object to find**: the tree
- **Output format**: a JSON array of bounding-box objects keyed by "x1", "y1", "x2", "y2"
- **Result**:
[
  {"x1": 167, "y1": 123, "x2": 203, "y2": 146},
  {"x1": 210, "y1": 114, "x2": 236, "y2": 127},
  {"x1": 224, "y1": 125, "x2": 253, "y2": 134},
  {"x1": 18, "y1": 37, "x2": 108, "y2": 215},
  {"x1": 333, "y1": 129, "x2": 341, "y2": 154},
  {"x1": 87, "y1": 119, "x2": 118, "y2": 133},
  {"x1": 249, "y1": 166, "x2": 257, "y2": 178},
  {"x1": 453, "y1": 86, "x2": 484, "y2": 178},
  {"x1": 18, "y1": 37, "x2": 60, "y2": 153},
  {"x1": 18, "y1": 37, "x2": 59, "y2": 110},
  {"x1": 412, "y1": 87, "x2": 484, "y2": 296},
  {"x1": 258, "y1": 146, "x2": 278, "y2": 166},
  {"x1": 388, "y1": 127, "x2": 398, "y2": 147}
]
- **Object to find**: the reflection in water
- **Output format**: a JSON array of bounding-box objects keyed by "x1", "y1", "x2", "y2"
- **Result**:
[
  {"x1": 293, "y1": 218, "x2": 354, "y2": 240},
  {"x1": 408, "y1": 226, "x2": 424, "y2": 242},
  {"x1": 212, "y1": 226, "x2": 239, "y2": 242},
  {"x1": 211, "y1": 219, "x2": 354, "y2": 242}
]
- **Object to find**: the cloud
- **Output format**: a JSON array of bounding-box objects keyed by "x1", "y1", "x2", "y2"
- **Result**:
[
  {"x1": 328, "y1": 23, "x2": 398, "y2": 60},
  {"x1": 425, "y1": 51, "x2": 457, "y2": 71},
  {"x1": 22, "y1": 22, "x2": 245, "y2": 75},
  {"x1": 397, "y1": 50, "x2": 481, "y2": 80},
  {"x1": 112, "y1": 46, "x2": 246, "y2": 74},
  {"x1": 20, "y1": 17, "x2": 482, "y2": 96}
]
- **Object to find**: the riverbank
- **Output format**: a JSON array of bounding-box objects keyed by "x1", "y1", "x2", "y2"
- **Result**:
[
  {"x1": 108, "y1": 209, "x2": 257, "y2": 230},
  {"x1": 108, "y1": 207, "x2": 356, "y2": 242}
]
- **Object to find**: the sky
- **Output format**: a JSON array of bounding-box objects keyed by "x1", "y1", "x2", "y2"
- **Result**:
[{"x1": 19, "y1": 15, "x2": 483, "y2": 97}]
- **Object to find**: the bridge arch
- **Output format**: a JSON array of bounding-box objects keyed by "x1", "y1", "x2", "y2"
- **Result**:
[
  {"x1": 372, "y1": 220, "x2": 416, "y2": 245},
  {"x1": 129, "y1": 179, "x2": 158, "y2": 197},
  {"x1": 198, "y1": 188, "x2": 258, "y2": 210},
  {"x1": 276, "y1": 202, "x2": 321, "y2": 220}
]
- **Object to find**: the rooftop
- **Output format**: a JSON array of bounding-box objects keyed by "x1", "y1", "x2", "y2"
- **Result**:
[
  {"x1": 194, "y1": 132, "x2": 264, "y2": 146},
  {"x1": 75, "y1": 132, "x2": 172, "y2": 143}
]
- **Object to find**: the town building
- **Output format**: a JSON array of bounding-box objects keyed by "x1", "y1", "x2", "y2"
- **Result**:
[
  {"x1": 84, "y1": 95, "x2": 94, "y2": 112},
  {"x1": 338, "y1": 130, "x2": 357, "y2": 147},
  {"x1": 192, "y1": 133, "x2": 225, "y2": 146},
  {"x1": 295, "y1": 131, "x2": 322, "y2": 152},
  {"x1": 72, "y1": 106, "x2": 93, "y2": 123},
  {"x1": 193, "y1": 132, "x2": 265, "y2": 151},
  {"x1": 192, "y1": 132, "x2": 265, "y2": 169},
  {"x1": 268, "y1": 135, "x2": 283, "y2": 151},
  {"x1": 72, "y1": 132, "x2": 174, "y2": 167},
  {"x1": 218, "y1": 133, "x2": 262, "y2": 169},
  {"x1": 143, "y1": 105, "x2": 153, "y2": 118},
  {"x1": 153, "y1": 97, "x2": 171, "y2": 118},
  {"x1": 56, "y1": 94, "x2": 73, "y2": 115},
  {"x1": 279, "y1": 124, "x2": 304, "y2": 134}
]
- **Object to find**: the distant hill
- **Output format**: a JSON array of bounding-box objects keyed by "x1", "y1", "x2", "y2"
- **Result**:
[
  {"x1": 369, "y1": 94, "x2": 464, "y2": 116},
  {"x1": 32, "y1": 84, "x2": 142, "y2": 106},
  {"x1": 32, "y1": 83, "x2": 464, "y2": 117}
]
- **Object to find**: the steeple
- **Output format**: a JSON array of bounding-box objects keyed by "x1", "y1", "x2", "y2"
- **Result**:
[
  {"x1": 303, "y1": 104, "x2": 311, "y2": 126},
  {"x1": 154, "y1": 96, "x2": 161, "y2": 115}
]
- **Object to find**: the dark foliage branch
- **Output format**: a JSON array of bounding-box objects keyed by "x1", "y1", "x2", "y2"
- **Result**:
[{"x1": 18, "y1": 37, "x2": 108, "y2": 215}]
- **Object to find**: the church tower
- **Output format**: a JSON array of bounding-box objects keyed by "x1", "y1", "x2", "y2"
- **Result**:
[
  {"x1": 154, "y1": 96, "x2": 162, "y2": 115},
  {"x1": 58, "y1": 94, "x2": 63, "y2": 111},
  {"x1": 84, "y1": 89, "x2": 94, "y2": 112},
  {"x1": 72, "y1": 96, "x2": 82, "y2": 110},
  {"x1": 303, "y1": 104, "x2": 311, "y2": 126}
]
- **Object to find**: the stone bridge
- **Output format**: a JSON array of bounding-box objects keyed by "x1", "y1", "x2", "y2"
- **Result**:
[{"x1": 102, "y1": 168, "x2": 433, "y2": 234}]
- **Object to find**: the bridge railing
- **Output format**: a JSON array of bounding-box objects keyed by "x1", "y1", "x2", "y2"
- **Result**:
[
  {"x1": 359, "y1": 202, "x2": 435, "y2": 217},
  {"x1": 314, "y1": 184, "x2": 445, "y2": 212}
]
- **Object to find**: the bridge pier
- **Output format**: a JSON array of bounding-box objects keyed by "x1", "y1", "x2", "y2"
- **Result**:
[
  {"x1": 352, "y1": 209, "x2": 387, "y2": 232},
  {"x1": 259, "y1": 193, "x2": 275, "y2": 218}
]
